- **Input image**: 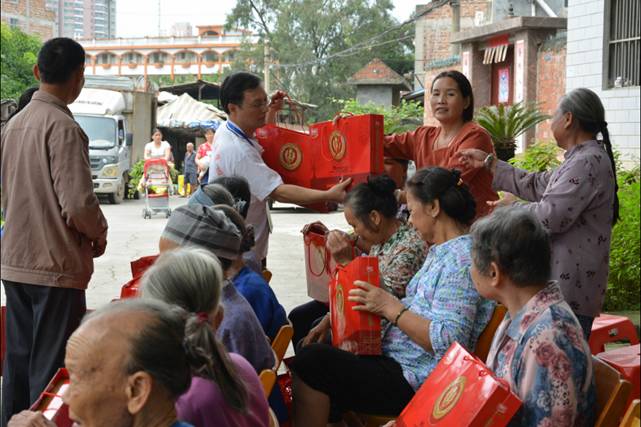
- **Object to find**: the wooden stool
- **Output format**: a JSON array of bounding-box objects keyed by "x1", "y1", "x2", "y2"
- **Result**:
[
  {"x1": 598, "y1": 344, "x2": 640, "y2": 406},
  {"x1": 590, "y1": 314, "x2": 640, "y2": 355}
]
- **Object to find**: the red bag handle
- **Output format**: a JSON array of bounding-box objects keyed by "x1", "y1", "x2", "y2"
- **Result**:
[{"x1": 306, "y1": 240, "x2": 329, "y2": 277}]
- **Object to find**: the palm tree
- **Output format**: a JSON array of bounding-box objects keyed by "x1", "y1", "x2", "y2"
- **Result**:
[{"x1": 476, "y1": 102, "x2": 550, "y2": 161}]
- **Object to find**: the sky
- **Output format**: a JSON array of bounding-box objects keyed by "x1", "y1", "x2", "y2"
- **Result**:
[{"x1": 116, "y1": 0, "x2": 428, "y2": 38}]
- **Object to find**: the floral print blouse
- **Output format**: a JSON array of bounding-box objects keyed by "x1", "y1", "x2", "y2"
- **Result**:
[
  {"x1": 493, "y1": 140, "x2": 615, "y2": 318},
  {"x1": 486, "y1": 282, "x2": 596, "y2": 427},
  {"x1": 382, "y1": 235, "x2": 495, "y2": 390},
  {"x1": 369, "y1": 223, "x2": 428, "y2": 298}
]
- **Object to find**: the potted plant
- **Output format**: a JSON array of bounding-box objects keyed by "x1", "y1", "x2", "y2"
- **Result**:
[{"x1": 476, "y1": 102, "x2": 550, "y2": 161}]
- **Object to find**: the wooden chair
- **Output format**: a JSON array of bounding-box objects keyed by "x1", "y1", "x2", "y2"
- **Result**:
[
  {"x1": 594, "y1": 356, "x2": 633, "y2": 427},
  {"x1": 1, "y1": 305, "x2": 5, "y2": 377},
  {"x1": 474, "y1": 304, "x2": 507, "y2": 362},
  {"x1": 259, "y1": 368, "x2": 277, "y2": 398},
  {"x1": 262, "y1": 269, "x2": 273, "y2": 284},
  {"x1": 619, "y1": 399, "x2": 640, "y2": 427},
  {"x1": 271, "y1": 320, "x2": 294, "y2": 370},
  {"x1": 268, "y1": 407, "x2": 280, "y2": 427}
]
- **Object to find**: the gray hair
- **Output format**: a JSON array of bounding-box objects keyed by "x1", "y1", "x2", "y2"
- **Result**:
[
  {"x1": 470, "y1": 207, "x2": 551, "y2": 286},
  {"x1": 139, "y1": 247, "x2": 247, "y2": 411},
  {"x1": 84, "y1": 298, "x2": 192, "y2": 399},
  {"x1": 559, "y1": 88, "x2": 619, "y2": 224},
  {"x1": 201, "y1": 183, "x2": 235, "y2": 207}
]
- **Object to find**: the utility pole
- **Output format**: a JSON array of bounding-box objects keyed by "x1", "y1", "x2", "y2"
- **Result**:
[
  {"x1": 157, "y1": 0, "x2": 161, "y2": 36},
  {"x1": 450, "y1": 0, "x2": 461, "y2": 55},
  {"x1": 264, "y1": 39, "x2": 271, "y2": 94}
]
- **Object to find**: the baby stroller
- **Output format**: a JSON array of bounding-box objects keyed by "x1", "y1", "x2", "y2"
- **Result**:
[{"x1": 140, "y1": 158, "x2": 172, "y2": 219}]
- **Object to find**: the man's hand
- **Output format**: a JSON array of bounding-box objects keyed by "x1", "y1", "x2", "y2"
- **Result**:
[
  {"x1": 268, "y1": 90, "x2": 288, "y2": 112},
  {"x1": 301, "y1": 314, "x2": 331, "y2": 347},
  {"x1": 92, "y1": 237, "x2": 107, "y2": 258},
  {"x1": 8, "y1": 411, "x2": 56, "y2": 427},
  {"x1": 326, "y1": 178, "x2": 352, "y2": 203},
  {"x1": 326, "y1": 230, "x2": 355, "y2": 265}
]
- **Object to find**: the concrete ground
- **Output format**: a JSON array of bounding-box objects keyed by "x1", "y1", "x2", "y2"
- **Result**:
[{"x1": 1, "y1": 196, "x2": 350, "y2": 314}]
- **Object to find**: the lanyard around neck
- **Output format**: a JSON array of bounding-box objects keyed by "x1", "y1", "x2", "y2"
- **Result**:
[{"x1": 226, "y1": 121, "x2": 254, "y2": 146}]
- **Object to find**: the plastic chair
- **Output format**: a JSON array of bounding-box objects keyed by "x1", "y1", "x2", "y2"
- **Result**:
[
  {"x1": 619, "y1": 399, "x2": 640, "y2": 427},
  {"x1": 474, "y1": 304, "x2": 507, "y2": 362},
  {"x1": 271, "y1": 320, "x2": 294, "y2": 370},
  {"x1": 598, "y1": 344, "x2": 640, "y2": 404},
  {"x1": 594, "y1": 356, "x2": 633, "y2": 427},
  {"x1": 262, "y1": 269, "x2": 273, "y2": 284},
  {"x1": 259, "y1": 369, "x2": 277, "y2": 398},
  {"x1": 590, "y1": 314, "x2": 640, "y2": 354}
]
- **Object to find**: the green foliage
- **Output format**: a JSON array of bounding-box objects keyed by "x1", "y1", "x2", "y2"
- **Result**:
[
  {"x1": 332, "y1": 98, "x2": 424, "y2": 134},
  {"x1": 604, "y1": 172, "x2": 640, "y2": 311},
  {"x1": 226, "y1": 0, "x2": 414, "y2": 120},
  {"x1": 476, "y1": 102, "x2": 550, "y2": 150},
  {"x1": 127, "y1": 160, "x2": 145, "y2": 198},
  {"x1": 508, "y1": 140, "x2": 562, "y2": 172},
  {"x1": 1, "y1": 24, "x2": 41, "y2": 100}
]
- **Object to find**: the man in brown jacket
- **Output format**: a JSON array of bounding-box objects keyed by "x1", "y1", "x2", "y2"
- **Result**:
[{"x1": 1, "y1": 37, "x2": 108, "y2": 425}]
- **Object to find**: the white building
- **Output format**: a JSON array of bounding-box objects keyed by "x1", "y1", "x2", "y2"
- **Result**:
[{"x1": 566, "y1": 0, "x2": 640, "y2": 165}]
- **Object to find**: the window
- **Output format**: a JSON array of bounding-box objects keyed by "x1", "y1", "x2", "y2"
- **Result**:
[
  {"x1": 604, "y1": 0, "x2": 640, "y2": 88},
  {"x1": 174, "y1": 51, "x2": 196, "y2": 64},
  {"x1": 202, "y1": 51, "x2": 219, "y2": 62},
  {"x1": 122, "y1": 52, "x2": 142, "y2": 64},
  {"x1": 149, "y1": 51, "x2": 168, "y2": 64},
  {"x1": 8, "y1": 17, "x2": 20, "y2": 28}
]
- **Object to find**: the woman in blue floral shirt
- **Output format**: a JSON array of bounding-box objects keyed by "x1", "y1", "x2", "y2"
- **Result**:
[
  {"x1": 290, "y1": 168, "x2": 495, "y2": 426},
  {"x1": 471, "y1": 207, "x2": 595, "y2": 427}
]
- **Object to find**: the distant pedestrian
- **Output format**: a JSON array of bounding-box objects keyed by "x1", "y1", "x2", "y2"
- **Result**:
[
  {"x1": 1, "y1": 37, "x2": 108, "y2": 425},
  {"x1": 183, "y1": 142, "x2": 197, "y2": 196},
  {"x1": 196, "y1": 127, "x2": 215, "y2": 183}
]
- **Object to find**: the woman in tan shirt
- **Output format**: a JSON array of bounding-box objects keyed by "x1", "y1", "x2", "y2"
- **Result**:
[{"x1": 384, "y1": 70, "x2": 498, "y2": 218}]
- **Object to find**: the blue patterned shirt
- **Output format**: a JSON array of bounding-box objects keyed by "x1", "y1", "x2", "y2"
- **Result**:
[
  {"x1": 382, "y1": 235, "x2": 495, "y2": 390},
  {"x1": 486, "y1": 282, "x2": 596, "y2": 427}
]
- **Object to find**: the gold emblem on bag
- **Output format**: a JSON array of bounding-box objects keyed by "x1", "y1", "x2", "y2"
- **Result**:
[
  {"x1": 328, "y1": 130, "x2": 347, "y2": 161},
  {"x1": 279, "y1": 143, "x2": 302, "y2": 171},
  {"x1": 431, "y1": 376, "x2": 467, "y2": 420}
]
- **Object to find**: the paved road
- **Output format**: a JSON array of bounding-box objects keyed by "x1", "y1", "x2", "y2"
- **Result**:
[{"x1": 2, "y1": 197, "x2": 349, "y2": 314}]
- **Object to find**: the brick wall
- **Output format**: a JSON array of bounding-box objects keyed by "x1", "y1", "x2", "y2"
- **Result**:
[
  {"x1": 566, "y1": 0, "x2": 640, "y2": 165},
  {"x1": 536, "y1": 43, "x2": 566, "y2": 140},
  {"x1": 0, "y1": 0, "x2": 56, "y2": 40}
]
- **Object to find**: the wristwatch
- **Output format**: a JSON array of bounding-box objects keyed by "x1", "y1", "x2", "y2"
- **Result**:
[{"x1": 483, "y1": 153, "x2": 496, "y2": 170}]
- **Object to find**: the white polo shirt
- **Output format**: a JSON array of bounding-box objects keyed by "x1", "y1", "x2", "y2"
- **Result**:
[{"x1": 208, "y1": 121, "x2": 283, "y2": 261}]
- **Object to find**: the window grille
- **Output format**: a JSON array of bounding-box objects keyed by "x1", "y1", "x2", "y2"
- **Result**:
[{"x1": 605, "y1": 0, "x2": 640, "y2": 88}]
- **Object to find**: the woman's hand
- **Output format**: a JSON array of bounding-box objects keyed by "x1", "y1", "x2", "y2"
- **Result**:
[
  {"x1": 349, "y1": 280, "x2": 403, "y2": 320},
  {"x1": 487, "y1": 192, "x2": 517, "y2": 208},
  {"x1": 326, "y1": 230, "x2": 355, "y2": 265},
  {"x1": 457, "y1": 148, "x2": 490, "y2": 170},
  {"x1": 301, "y1": 314, "x2": 331, "y2": 347}
]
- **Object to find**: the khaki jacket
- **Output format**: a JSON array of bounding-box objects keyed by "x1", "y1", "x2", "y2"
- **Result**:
[{"x1": 1, "y1": 90, "x2": 108, "y2": 289}]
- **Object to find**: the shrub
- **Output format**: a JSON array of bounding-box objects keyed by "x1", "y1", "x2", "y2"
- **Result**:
[
  {"x1": 509, "y1": 140, "x2": 562, "y2": 172},
  {"x1": 331, "y1": 99, "x2": 424, "y2": 135},
  {"x1": 604, "y1": 170, "x2": 640, "y2": 311},
  {"x1": 127, "y1": 159, "x2": 145, "y2": 198}
]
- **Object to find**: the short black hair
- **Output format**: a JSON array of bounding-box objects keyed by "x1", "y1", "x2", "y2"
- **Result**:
[
  {"x1": 431, "y1": 70, "x2": 475, "y2": 122},
  {"x1": 406, "y1": 167, "x2": 476, "y2": 225},
  {"x1": 37, "y1": 38, "x2": 85, "y2": 84},
  {"x1": 220, "y1": 72, "x2": 262, "y2": 114},
  {"x1": 344, "y1": 175, "x2": 398, "y2": 229},
  {"x1": 471, "y1": 207, "x2": 551, "y2": 286}
]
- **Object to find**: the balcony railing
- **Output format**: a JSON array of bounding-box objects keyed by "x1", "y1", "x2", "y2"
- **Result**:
[{"x1": 79, "y1": 34, "x2": 257, "y2": 47}]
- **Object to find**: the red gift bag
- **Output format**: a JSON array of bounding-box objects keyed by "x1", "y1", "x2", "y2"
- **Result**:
[
  {"x1": 30, "y1": 368, "x2": 72, "y2": 427},
  {"x1": 120, "y1": 254, "x2": 158, "y2": 299},
  {"x1": 329, "y1": 256, "x2": 381, "y2": 355},
  {"x1": 302, "y1": 222, "x2": 337, "y2": 303},
  {"x1": 396, "y1": 342, "x2": 521, "y2": 427}
]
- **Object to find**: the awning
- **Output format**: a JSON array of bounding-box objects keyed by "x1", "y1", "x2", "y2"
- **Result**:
[
  {"x1": 156, "y1": 93, "x2": 226, "y2": 128},
  {"x1": 483, "y1": 44, "x2": 509, "y2": 64}
]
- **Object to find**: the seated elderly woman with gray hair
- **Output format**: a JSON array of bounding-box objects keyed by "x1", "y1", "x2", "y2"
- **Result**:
[
  {"x1": 470, "y1": 207, "x2": 595, "y2": 427},
  {"x1": 8, "y1": 298, "x2": 207, "y2": 427},
  {"x1": 141, "y1": 248, "x2": 270, "y2": 427}
]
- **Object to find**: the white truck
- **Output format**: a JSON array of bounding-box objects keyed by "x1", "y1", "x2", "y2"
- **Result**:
[{"x1": 69, "y1": 76, "x2": 156, "y2": 203}]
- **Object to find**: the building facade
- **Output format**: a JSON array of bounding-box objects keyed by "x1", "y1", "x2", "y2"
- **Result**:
[
  {"x1": 0, "y1": 0, "x2": 56, "y2": 40},
  {"x1": 78, "y1": 25, "x2": 257, "y2": 80},
  {"x1": 566, "y1": 0, "x2": 639, "y2": 164},
  {"x1": 46, "y1": 0, "x2": 116, "y2": 39}
]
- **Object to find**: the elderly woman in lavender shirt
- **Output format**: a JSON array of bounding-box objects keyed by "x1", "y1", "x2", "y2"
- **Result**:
[{"x1": 459, "y1": 88, "x2": 619, "y2": 339}]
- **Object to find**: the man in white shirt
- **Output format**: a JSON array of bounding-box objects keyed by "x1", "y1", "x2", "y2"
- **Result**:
[{"x1": 209, "y1": 72, "x2": 350, "y2": 266}]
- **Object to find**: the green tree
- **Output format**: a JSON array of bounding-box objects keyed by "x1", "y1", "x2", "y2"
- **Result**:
[
  {"x1": 226, "y1": 0, "x2": 414, "y2": 120},
  {"x1": 335, "y1": 98, "x2": 424, "y2": 134},
  {"x1": 0, "y1": 24, "x2": 41, "y2": 100}
]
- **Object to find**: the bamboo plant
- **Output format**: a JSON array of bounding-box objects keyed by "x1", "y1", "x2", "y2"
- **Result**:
[{"x1": 476, "y1": 102, "x2": 550, "y2": 161}]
